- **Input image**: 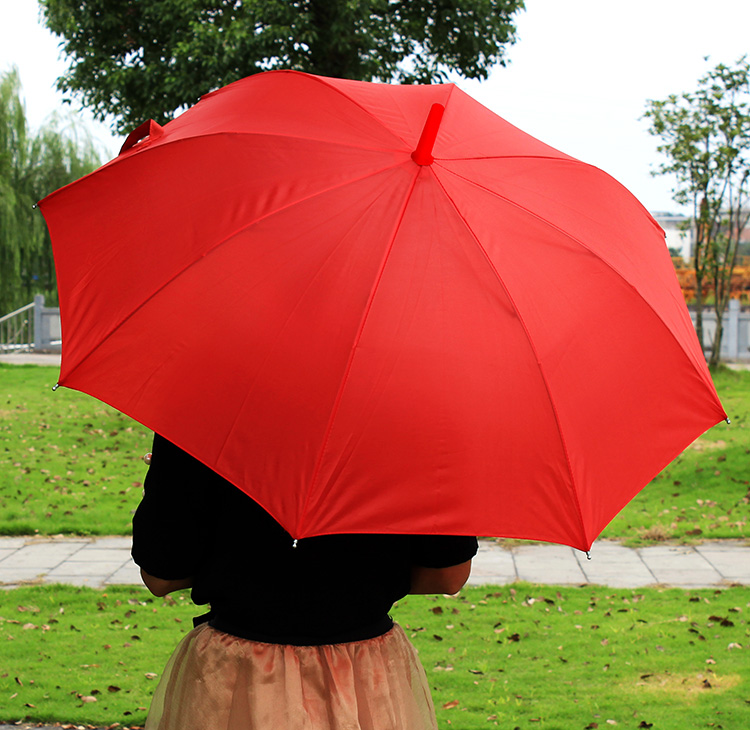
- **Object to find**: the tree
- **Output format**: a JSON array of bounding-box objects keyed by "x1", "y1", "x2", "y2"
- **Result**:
[
  {"x1": 645, "y1": 57, "x2": 750, "y2": 366},
  {"x1": 0, "y1": 67, "x2": 100, "y2": 314},
  {"x1": 40, "y1": 0, "x2": 525, "y2": 134}
]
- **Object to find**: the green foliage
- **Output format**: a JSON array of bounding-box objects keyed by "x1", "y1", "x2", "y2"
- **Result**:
[
  {"x1": 0, "y1": 583, "x2": 748, "y2": 727},
  {"x1": 39, "y1": 0, "x2": 525, "y2": 134},
  {"x1": 0, "y1": 68, "x2": 101, "y2": 314},
  {"x1": 645, "y1": 58, "x2": 750, "y2": 366}
]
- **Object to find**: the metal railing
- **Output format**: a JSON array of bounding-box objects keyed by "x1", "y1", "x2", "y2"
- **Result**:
[
  {"x1": 0, "y1": 302, "x2": 35, "y2": 352},
  {"x1": 0, "y1": 296, "x2": 62, "y2": 353}
]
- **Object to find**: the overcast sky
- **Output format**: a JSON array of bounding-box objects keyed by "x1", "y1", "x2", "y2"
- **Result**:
[{"x1": 2, "y1": 0, "x2": 750, "y2": 213}]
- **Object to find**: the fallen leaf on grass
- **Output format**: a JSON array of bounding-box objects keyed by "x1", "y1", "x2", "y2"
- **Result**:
[{"x1": 442, "y1": 700, "x2": 459, "y2": 709}]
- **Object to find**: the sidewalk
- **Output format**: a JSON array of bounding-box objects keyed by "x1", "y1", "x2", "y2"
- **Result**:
[
  {"x1": 1, "y1": 535, "x2": 749, "y2": 590},
  {"x1": 0, "y1": 352, "x2": 61, "y2": 366}
]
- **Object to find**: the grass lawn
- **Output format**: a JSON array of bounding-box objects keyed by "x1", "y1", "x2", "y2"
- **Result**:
[
  {"x1": 2, "y1": 362, "x2": 748, "y2": 542},
  {"x1": 0, "y1": 364, "x2": 151, "y2": 535},
  {"x1": 599, "y1": 366, "x2": 750, "y2": 546},
  {"x1": 0, "y1": 583, "x2": 747, "y2": 728}
]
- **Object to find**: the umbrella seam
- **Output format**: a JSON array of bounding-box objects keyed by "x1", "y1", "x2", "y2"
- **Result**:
[
  {"x1": 39, "y1": 133, "x2": 409, "y2": 207},
  {"x1": 268, "y1": 70, "x2": 458, "y2": 152},
  {"x1": 53, "y1": 159, "x2": 412, "y2": 388},
  {"x1": 436, "y1": 161, "x2": 718, "y2": 398},
  {"x1": 210, "y1": 166, "x2": 418, "y2": 471},
  {"x1": 428, "y1": 166, "x2": 590, "y2": 548},
  {"x1": 39, "y1": 71, "x2": 455, "y2": 207},
  {"x1": 435, "y1": 154, "x2": 577, "y2": 163},
  {"x1": 296, "y1": 170, "x2": 423, "y2": 537}
]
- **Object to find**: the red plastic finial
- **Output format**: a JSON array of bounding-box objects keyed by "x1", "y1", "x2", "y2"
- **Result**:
[{"x1": 411, "y1": 103, "x2": 445, "y2": 166}]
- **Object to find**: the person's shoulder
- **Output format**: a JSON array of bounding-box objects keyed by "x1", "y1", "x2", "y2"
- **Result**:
[{"x1": 409, "y1": 535, "x2": 478, "y2": 568}]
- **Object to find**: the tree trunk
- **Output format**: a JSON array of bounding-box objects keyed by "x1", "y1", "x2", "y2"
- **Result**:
[
  {"x1": 709, "y1": 305, "x2": 724, "y2": 367},
  {"x1": 694, "y1": 271, "x2": 705, "y2": 356}
]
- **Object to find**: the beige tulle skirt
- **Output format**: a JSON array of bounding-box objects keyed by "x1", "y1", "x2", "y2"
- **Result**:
[{"x1": 144, "y1": 622, "x2": 438, "y2": 730}]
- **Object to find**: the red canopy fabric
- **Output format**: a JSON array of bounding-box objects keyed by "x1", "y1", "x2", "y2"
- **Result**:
[{"x1": 39, "y1": 71, "x2": 727, "y2": 550}]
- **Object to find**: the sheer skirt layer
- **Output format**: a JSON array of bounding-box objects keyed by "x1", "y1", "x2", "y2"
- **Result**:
[{"x1": 145, "y1": 622, "x2": 438, "y2": 730}]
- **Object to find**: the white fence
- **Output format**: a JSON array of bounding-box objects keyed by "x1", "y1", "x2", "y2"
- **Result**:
[{"x1": 690, "y1": 299, "x2": 750, "y2": 362}]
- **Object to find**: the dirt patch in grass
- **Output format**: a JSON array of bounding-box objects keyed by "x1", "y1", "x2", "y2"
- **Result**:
[
  {"x1": 633, "y1": 670, "x2": 742, "y2": 696},
  {"x1": 688, "y1": 438, "x2": 728, "y2": 451}
]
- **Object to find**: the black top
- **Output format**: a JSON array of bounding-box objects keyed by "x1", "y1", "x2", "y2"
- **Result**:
[{"x1": 132, "y1": 435, "x2": 478, "y2": 645}]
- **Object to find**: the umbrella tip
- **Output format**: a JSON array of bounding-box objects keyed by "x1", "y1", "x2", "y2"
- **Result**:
[{"x1": 411, "y1": 103, "x2": 445, "y2": 166}]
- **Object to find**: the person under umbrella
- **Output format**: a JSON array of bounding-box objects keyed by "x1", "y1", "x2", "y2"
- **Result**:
[
  {"x1": 39, "y1": 69, "x2": 727, "y2": 728},
  {"x1": 132, "y1": 434, "x2": 477, "y2": 729}
]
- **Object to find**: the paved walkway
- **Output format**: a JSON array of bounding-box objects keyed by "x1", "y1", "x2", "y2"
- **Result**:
[{"x1": 1, "y1": 535, "x2": 749, "y2": 590}]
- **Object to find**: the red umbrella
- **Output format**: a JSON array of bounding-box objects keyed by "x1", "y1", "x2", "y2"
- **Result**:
[{"x1": 39, "y1": 71, "x2": 726, "y2": 551}]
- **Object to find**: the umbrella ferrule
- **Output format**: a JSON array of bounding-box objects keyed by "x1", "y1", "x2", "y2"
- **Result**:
[{"x1": 411, "y1": 103, "x2": 445, "y2": 166}]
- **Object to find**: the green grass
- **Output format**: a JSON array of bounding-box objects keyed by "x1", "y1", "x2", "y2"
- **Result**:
[
  {"x1": 1, "y1": 363, "x2": 749, "y2": 543},
  {"x1": 0, "y1": 364, "x2": 151, "y2": 535},
  {"x1": 0, "y1": 583, "x2": 748, "y2": 728},
  {"x1": 599, "y1": 366, "x2": 750, "y2": 546}
]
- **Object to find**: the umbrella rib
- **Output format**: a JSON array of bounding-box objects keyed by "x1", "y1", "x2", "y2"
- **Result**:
[
  {"x1": 210, "y1": 166, "x2": 415, "y2": 465},
  {"x1": 296, "y1": 170, "x2": 423, "y2": 538},
  {"x1": 428, "y1": 166, "x2": 590, "y2": 547},
  {"x1": 60, "y1": 158, "x2": 410, "y2": 388},
  {"x1": 436, "y1": 161, "x2": 713, "y2": 384},
  {"x1": 436, "y1": 154, "x2": 577, "y2": 163},
  {"x1": 43, "y1": 131, "x2": 408, "y2": 193},
  {"x1": 274, "y1": 70, "x2": 457, "y2": 150}
]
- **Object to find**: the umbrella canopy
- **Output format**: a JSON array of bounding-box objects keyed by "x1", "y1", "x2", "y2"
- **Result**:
[{"x1": 39, "y1": 71, "x2": 727, "y2": 551}]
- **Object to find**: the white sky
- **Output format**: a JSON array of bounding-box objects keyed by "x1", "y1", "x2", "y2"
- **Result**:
[{"x1": 2, "y1": 0, "x2": 750, "y2": 213}]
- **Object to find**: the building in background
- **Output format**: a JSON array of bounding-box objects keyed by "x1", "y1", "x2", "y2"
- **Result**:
[{"x1": 652, "y1": 211, "x2": 694, "y2": 260}]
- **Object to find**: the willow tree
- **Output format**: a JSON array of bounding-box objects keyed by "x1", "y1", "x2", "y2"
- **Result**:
[
  {"x1": 645, "y1": 57, "x2": 750, "y2": 365},
  {"x1": 0, "y1": 67, "x2": 100, "y2": 314},
  {"x1": 40, "y1": 0, "x2": 525, "y2": 134}
]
